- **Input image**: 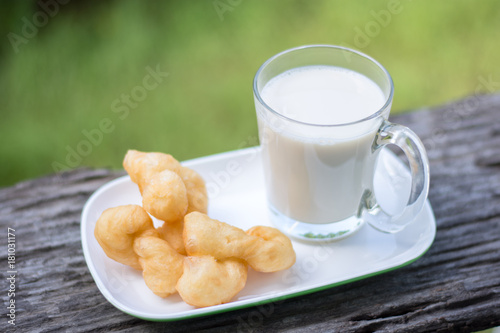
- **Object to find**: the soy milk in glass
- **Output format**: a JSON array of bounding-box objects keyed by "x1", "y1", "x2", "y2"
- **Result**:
[
  {"x1": 254, "y1": 45, "x2": 430, "y2": 241},
  {"x1": 259, "y1": 66, "x2": 385, "y2": 224}
]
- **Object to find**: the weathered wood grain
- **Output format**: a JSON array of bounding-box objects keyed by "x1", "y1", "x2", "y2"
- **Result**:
[{"x1": 1, "y1": 94, "x2": 500, "y2": 332}]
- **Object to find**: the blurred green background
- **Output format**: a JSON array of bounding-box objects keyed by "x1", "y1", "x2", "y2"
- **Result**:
[{"x1": 1, "y1": 0, "x2": 500, "y2": 187}]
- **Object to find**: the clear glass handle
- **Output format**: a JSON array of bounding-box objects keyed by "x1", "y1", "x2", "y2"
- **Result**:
[{"x1": 363, "y1": 120, "x2": 430, "y2": 233}]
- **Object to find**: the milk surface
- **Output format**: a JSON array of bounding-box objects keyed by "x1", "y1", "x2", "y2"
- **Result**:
[
  {"x1": 261, "y1": 66, "x2": 385, "y2": 125},
  {"x1": 258, "y1": 66, "x2": 387, "y2": 223}
]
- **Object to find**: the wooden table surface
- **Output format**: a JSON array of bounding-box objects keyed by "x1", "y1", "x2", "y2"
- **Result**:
[{"x1": 1, "y1": 94, "x2": 500, "y2": 332}]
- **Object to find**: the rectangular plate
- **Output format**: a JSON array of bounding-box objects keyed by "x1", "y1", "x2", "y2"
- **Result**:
[{"x1": 81, "y1": 147, "x2": 436, "y2": 321}]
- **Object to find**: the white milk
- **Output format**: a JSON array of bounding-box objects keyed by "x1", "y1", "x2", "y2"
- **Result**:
[{"x1": 258, "y1": 66, "x2": 386, "y2": 224}]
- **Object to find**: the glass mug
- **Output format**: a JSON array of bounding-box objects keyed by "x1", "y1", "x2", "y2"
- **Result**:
[{"x1": 253, "y1": 45, "x2": 429, "y2": 242}]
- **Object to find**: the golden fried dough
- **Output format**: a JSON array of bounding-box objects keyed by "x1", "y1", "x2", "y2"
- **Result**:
[
  {"x1": 157, "y1": 218, "x2": 186, "y2": 255},
  {"x1": 179, "y1": 166, "x2": 208, "y2": 214},
  {"x1": 94, "y1": 205, "x2": 158, "y2": 270},
  {"x1": 95, "y1": 150, "x2": 296, "y2": 308},
  {"x1": 184, "y1": 212, "x2": 296, "y2": 272},
  {"x1": 133, "y1": 235, "x2": 184, "y2": 298},
  {"x1": 141, "y1": 170, "x2": 188, "y2": 223},
  {"x1": 183, "y1": 212, "x2": 251, "y2": 258},
  {"x1": 123, "y1": 150, "x2": 208, "y2": 222},
  {"x1": 123, "y1": 150, "x2": 181, "y2": 187},
  {"x1": 176, "y1": 256, "x2": 247, "y2": 307},
  {"x1": 245, "y1": 226, "x2": 296, "y2": 272}
]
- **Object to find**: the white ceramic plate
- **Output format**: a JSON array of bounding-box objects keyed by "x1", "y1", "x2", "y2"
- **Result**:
[{"x1": 81, "y1": 147, "x2": 436, "y2": 321}]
